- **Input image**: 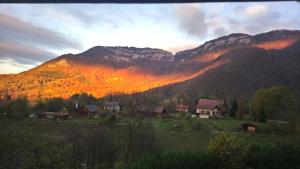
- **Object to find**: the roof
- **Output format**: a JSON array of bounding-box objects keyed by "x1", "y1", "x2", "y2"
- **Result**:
[
  {"x1": 103, "y1": 101, "x2": 120, "y2": 107},
  {"x1": 176, "y1": 104, "x2": 189, "y2": 109},
  {"x1": 0, "y1": 100, "x2": 11, "y2": 107},
  {"x1": 240, "y1": 122, "x2": 257, "y2": 127},
  {"x1": 153, "y1": 106, "x2": 166, "y2": 114},
  {"x1": 85, "y1": 105, "x2": 99, "y2": 112},
  {"x1": 196, "y1": 99, "x2": 224, "y2": 110}
]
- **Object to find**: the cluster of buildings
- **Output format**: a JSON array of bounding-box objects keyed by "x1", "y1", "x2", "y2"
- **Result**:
[
  {"x1": 30, "y1": 98, "x2": 226, "y2": 120},
  {"x1": 30, "y1": 101, "x2": 121, "y2": 120},
  {"x1": 135, "y1": 98, "x2": 225, "y2": 119}
]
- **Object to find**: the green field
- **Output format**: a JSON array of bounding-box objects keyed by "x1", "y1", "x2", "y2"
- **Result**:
[
  {"x1": 6, "y1": 114, "x2": 298, "y2": 152},
  {"x1": 1, "y1": 114, "x2": 300, "y2": 169}
]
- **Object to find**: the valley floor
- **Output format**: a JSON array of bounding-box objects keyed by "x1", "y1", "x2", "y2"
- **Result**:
[{"x1": 6, "y1": 115, "x2": 299, "y2": 151}]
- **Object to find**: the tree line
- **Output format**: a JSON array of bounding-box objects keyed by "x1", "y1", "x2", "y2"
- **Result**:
[{"x1": 0, "y1": 85, "x2": 298, "y2": 125}]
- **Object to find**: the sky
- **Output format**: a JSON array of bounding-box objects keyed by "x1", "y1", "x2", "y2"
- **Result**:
[{"x1": 0, "y1": 2, "x2": 300, "y2": 74}]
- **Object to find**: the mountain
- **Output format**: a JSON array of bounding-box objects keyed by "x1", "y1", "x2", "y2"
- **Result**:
[
  {"x1": 0, "y1": 29, "x2": 300, "y2": 100},
  {"x1": 148, "y1": 30, "x2": 300, "y2": 100}
]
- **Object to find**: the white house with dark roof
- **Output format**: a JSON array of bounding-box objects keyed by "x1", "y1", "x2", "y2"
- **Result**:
[
  {"x1": 103, "y1": 101, "x2": 120, "y2": 112},
  {"x1": 196, "y1": 99, "x2": 224, "y2": 118}
]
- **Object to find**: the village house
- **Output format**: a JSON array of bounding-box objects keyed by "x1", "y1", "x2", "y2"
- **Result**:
[
  {"x1": 39, "y1": 112, "x2": 70, "y2": 120},
  {"x1": 153, "y1": 106, "x2": 167, "y2": 116},
  {"x1": 103, "y1": 101, "x2": 120, "y2": 112},
  {"x1": 135, "y1": 105, "x2": 153, "y2": 116},
  {"x1": 196, "y1": 99, "x2": 224, "y2": 118},
  {"x1": 176, "y1": 104, "x2": 189, "y2": 112},
  {"x1": 80, "y1": 105, "x2": 100, "y2": 114}
]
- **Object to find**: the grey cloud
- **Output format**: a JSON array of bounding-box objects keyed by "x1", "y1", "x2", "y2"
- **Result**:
[
  {"x1": 60, "y1": 5, "x2": 95, "y2": 25},
  {"x1": 233, "y1": 5, "x2": 284, "y2": 34},
  {"x1": 0, "y1": 41, "x2": 55, "y2": 65},
  {"x1": 207, "y1": 4, "x2": 294, "y2": 38},
  {"x1": 246, "y1": 13, "x2": 281, "y2": 33},
  {"x1": 0, "y1": 12, "x2": 82, "y2": 50},
  {"x1": 175, "y1": 4, "x2": 208, "y2": 38},
  {"x1": 53, "y1": 5, "x2": 127, "y2": 28}
]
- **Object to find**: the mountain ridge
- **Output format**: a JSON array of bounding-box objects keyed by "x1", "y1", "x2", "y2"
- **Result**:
[{"x1": 1, "y1": 29, "x2": 300, "y2": 100}]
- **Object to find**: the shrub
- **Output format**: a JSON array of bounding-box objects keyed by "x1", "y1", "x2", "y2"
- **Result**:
[{"x1": 208, "y1": 133, "x2": 249, "y2": 169}]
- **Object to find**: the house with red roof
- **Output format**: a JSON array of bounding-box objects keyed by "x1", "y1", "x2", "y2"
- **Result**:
[{"x1": 196, "y1": 99, "x2": 224, "y2": 118}]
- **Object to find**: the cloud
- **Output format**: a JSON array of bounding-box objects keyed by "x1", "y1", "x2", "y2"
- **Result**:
[
  {"x1": 44, "y1": 5, "x2": 95, "y2": 26},
  {"x1": 175, "y1": 4, "x2": 208, "y2": 38},
  {"x1": 234, "y1": 4, "x2": 282, "y2": 34},
  {"x1": 65, "y1": 8, "x2": 94, "y2": 25},
  {"x1": 203, "y1": 3, "x2": 296, "y2": 38},
  {"x1": 0, "y1": 12, "x2": 82, "y2": 50},
  {"x1": 205, "y1": 13, "x2": 228, "y2": 37},
  {"x1": 243, "y1": 4, "x2": 268, "y2": 17},
  {"x1": 0, "y1": 59, "x2": 36, "y2": 74},
  {"x1": 0, "y1": 41, "x2": 55, "y2": 65}
]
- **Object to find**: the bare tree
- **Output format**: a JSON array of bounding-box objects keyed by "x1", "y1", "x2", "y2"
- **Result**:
[
  {"x1": 70, "y1": 127, "x2": 119, "y2": 169},
  {"x1": 124, "y1": 117, "x2": 158, "y2": 163}
]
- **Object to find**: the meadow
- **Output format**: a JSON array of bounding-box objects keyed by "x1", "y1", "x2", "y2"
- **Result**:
[{"x1": 11, "y1": 114, "x2": 300, "y2": 151}]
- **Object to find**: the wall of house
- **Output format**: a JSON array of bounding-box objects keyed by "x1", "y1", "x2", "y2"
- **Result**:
[
  {"x1": 104, "y1": 105, "x2": 120, "y2": 111},
  {"x1": 196, "y1": 109, "x2": 213, "y2": 118},
  {"x1": 199, "y1": 114, "x2": 210, "y2": 118},
  {"x1": 176, "y1": 108, "x2": 188, "y2": 112}
]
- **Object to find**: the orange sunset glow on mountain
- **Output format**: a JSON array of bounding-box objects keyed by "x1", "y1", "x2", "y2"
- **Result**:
[
  {"x1": 1, "y1": 3, "x2": 300, "y2": 169},
  {"x1": 1, "y1": 29, "x2": 300, "y2": 100}
]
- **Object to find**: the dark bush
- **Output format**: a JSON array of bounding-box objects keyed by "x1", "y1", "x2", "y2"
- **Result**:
[
  {"x1": 248, "y1": 143, "x2": 300, "y2": 169},
  {"x1": 120, "y1": 151, "x2": 216, "y2": 169}
]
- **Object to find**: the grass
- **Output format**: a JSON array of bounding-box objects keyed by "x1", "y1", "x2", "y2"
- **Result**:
[
  {"x1": 4, "y1": 114, "x2": 299, "y2": 152},
  {"x1": 154, "y1": 128, "x2": 212, "y2": 151}
]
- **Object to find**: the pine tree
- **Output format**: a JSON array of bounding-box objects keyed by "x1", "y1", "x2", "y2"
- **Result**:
[
  {"x1": 229, "y1": 100, "x2": 238, "y2": 117},
  {"x1": 258, "y1": 107, "x2": 267, "y2": 123}
]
